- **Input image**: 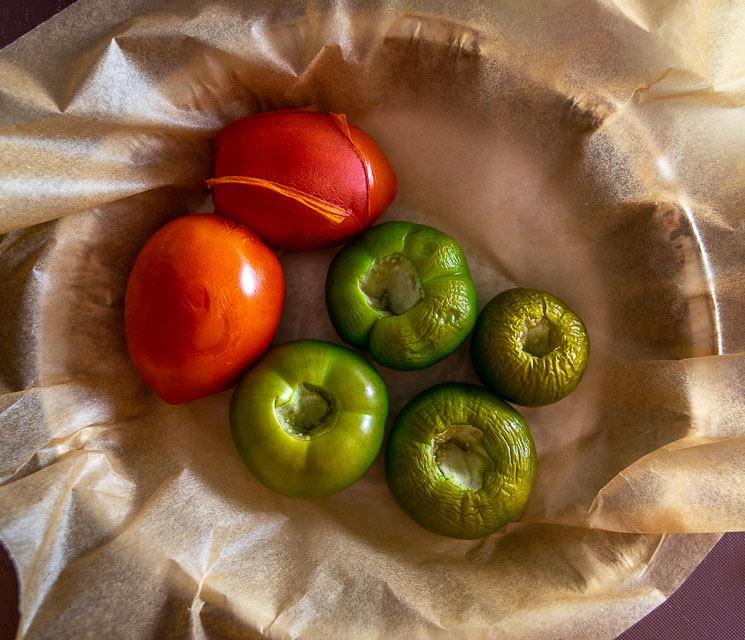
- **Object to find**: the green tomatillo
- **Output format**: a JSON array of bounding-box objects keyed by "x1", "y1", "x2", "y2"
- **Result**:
[
  {"x1": 471, "y1": 288, "x2": 590, "y2": 407},
  {"x1": 385, "y1": 382, "x2": 536, "y2": 539},
  {"x1": 325, "y1": 221, "x2": 478, "y2": 370},
  {"x1": 229, "y1": 339, "x2": 388, "y2": 498}
]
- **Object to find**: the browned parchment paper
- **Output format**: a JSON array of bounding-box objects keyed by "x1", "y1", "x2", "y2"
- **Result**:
[{"x1": 1, "y1": 1, "x2": 744, "y2": 638}]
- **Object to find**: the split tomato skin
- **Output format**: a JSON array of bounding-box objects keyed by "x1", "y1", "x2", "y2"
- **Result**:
[
  {"x1": 124, "y1": 214, "x2": 284, "y2": 405},
  {"x1": 209, "y1": 109, "x2": 397, "y2": 252}
]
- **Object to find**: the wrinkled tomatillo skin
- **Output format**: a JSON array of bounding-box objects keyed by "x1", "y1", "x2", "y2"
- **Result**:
[
  {"x1": 208, "y1": 108, "x2": 398, "y2": 252},
  {"x1": 325, "y1": 221, "x2": 478, "y2": 370},
  {"x1": 230, "y1": 340, "x2": 388, "y2": 498},
  {"x1": 471, "y1": 288, "x2": 590, "y2": 407},
  {"x1": 385, "y1": 383, "x2": 536, "y2": 539},
  {"x1": 124, "y1": 214, "x2": 284, "y2": 405}
]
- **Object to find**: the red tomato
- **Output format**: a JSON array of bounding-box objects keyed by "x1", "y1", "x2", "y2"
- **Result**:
[
  {"x1": 124, "y1": 214, "x2": 284, "y2": 404},
  {"x1": 208, "y1": 109, "x2": 397, "y2": 252}
]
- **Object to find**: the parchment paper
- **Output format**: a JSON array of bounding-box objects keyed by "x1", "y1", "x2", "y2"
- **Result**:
[{"x1": 1, "y1": 1, "x2": 744, "y2": 638}]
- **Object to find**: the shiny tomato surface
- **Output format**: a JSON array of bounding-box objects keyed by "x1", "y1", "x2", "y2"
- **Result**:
[
  {"x1": 230, "y1": 340, "x2": 389, "y2": 498},
  {"x1": 209, "y1": 109, "x2": 397, "y2": 252},
  {"x1": 124, "y1": 214, "x2": 284, "y2": 404}
]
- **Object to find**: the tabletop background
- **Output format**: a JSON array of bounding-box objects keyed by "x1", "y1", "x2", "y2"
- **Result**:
[{"x1": 1, "y1": 1, "x2": 743, "y2": 639}]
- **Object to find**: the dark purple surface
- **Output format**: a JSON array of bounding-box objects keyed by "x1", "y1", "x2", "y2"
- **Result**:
[
  {"x1": 620, "y1": 533, "x2": 745, "y2": 640},
  {"x1": 1, "y1": 2, "x2": 744, "y2": 640},
  {"x1": 0, "y1": 544, "x2": 19, "y2": 640},
  {"x1": 0, "y1": 0, "x2": 78, "y2": 49}
]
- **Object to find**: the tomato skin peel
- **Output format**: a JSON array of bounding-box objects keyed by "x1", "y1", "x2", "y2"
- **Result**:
[
  {"x1": 124, "y1": 214, "x2": 285, "y2": 405},
  {"x1": 208, "y1": 109, "x2": 397, "y2": 252}
]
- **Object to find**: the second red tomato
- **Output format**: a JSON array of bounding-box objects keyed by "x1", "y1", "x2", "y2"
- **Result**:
[{"x1": 208, "y1": 109, "x2": 397, "y2": 252}]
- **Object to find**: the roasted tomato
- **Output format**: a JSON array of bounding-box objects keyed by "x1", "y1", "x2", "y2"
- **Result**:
[
  {"x1": 124, "y1": 214, "x2": 284, "y2": 404},
  {"x1": 230, "y1": 339, "x2": 388, "y2": 498},
  {"x1": 325, "y1": 221, "x2": 478, "y2": 370},
  {"x1": 471, "y1": 288, "x2": 590, "y2": 406},
  {"x1": 207, "y1": 108, "x2": 397, "y2": 252},
  {"x1": 386, "y1": 383, "x2": 536, "y2": 539}
]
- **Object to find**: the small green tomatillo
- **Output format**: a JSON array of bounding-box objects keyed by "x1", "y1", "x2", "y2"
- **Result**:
[
  {"x1": 325, "y1": 221, "x2": 478, "y2": 370},
  {"x1": 230, "y1": 339, "x2": 388, "y2": 498},
  {"x1": 471, "y1": 288, "x2": 590, "y2": 406},
  {"x1": 385, "y1": 382, "x2": 537, "y2": 539}
]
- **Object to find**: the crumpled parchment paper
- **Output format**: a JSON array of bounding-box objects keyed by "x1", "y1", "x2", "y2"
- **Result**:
[{"x1": 1, "y1": 0, "x2": 744, "y2": 638}]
